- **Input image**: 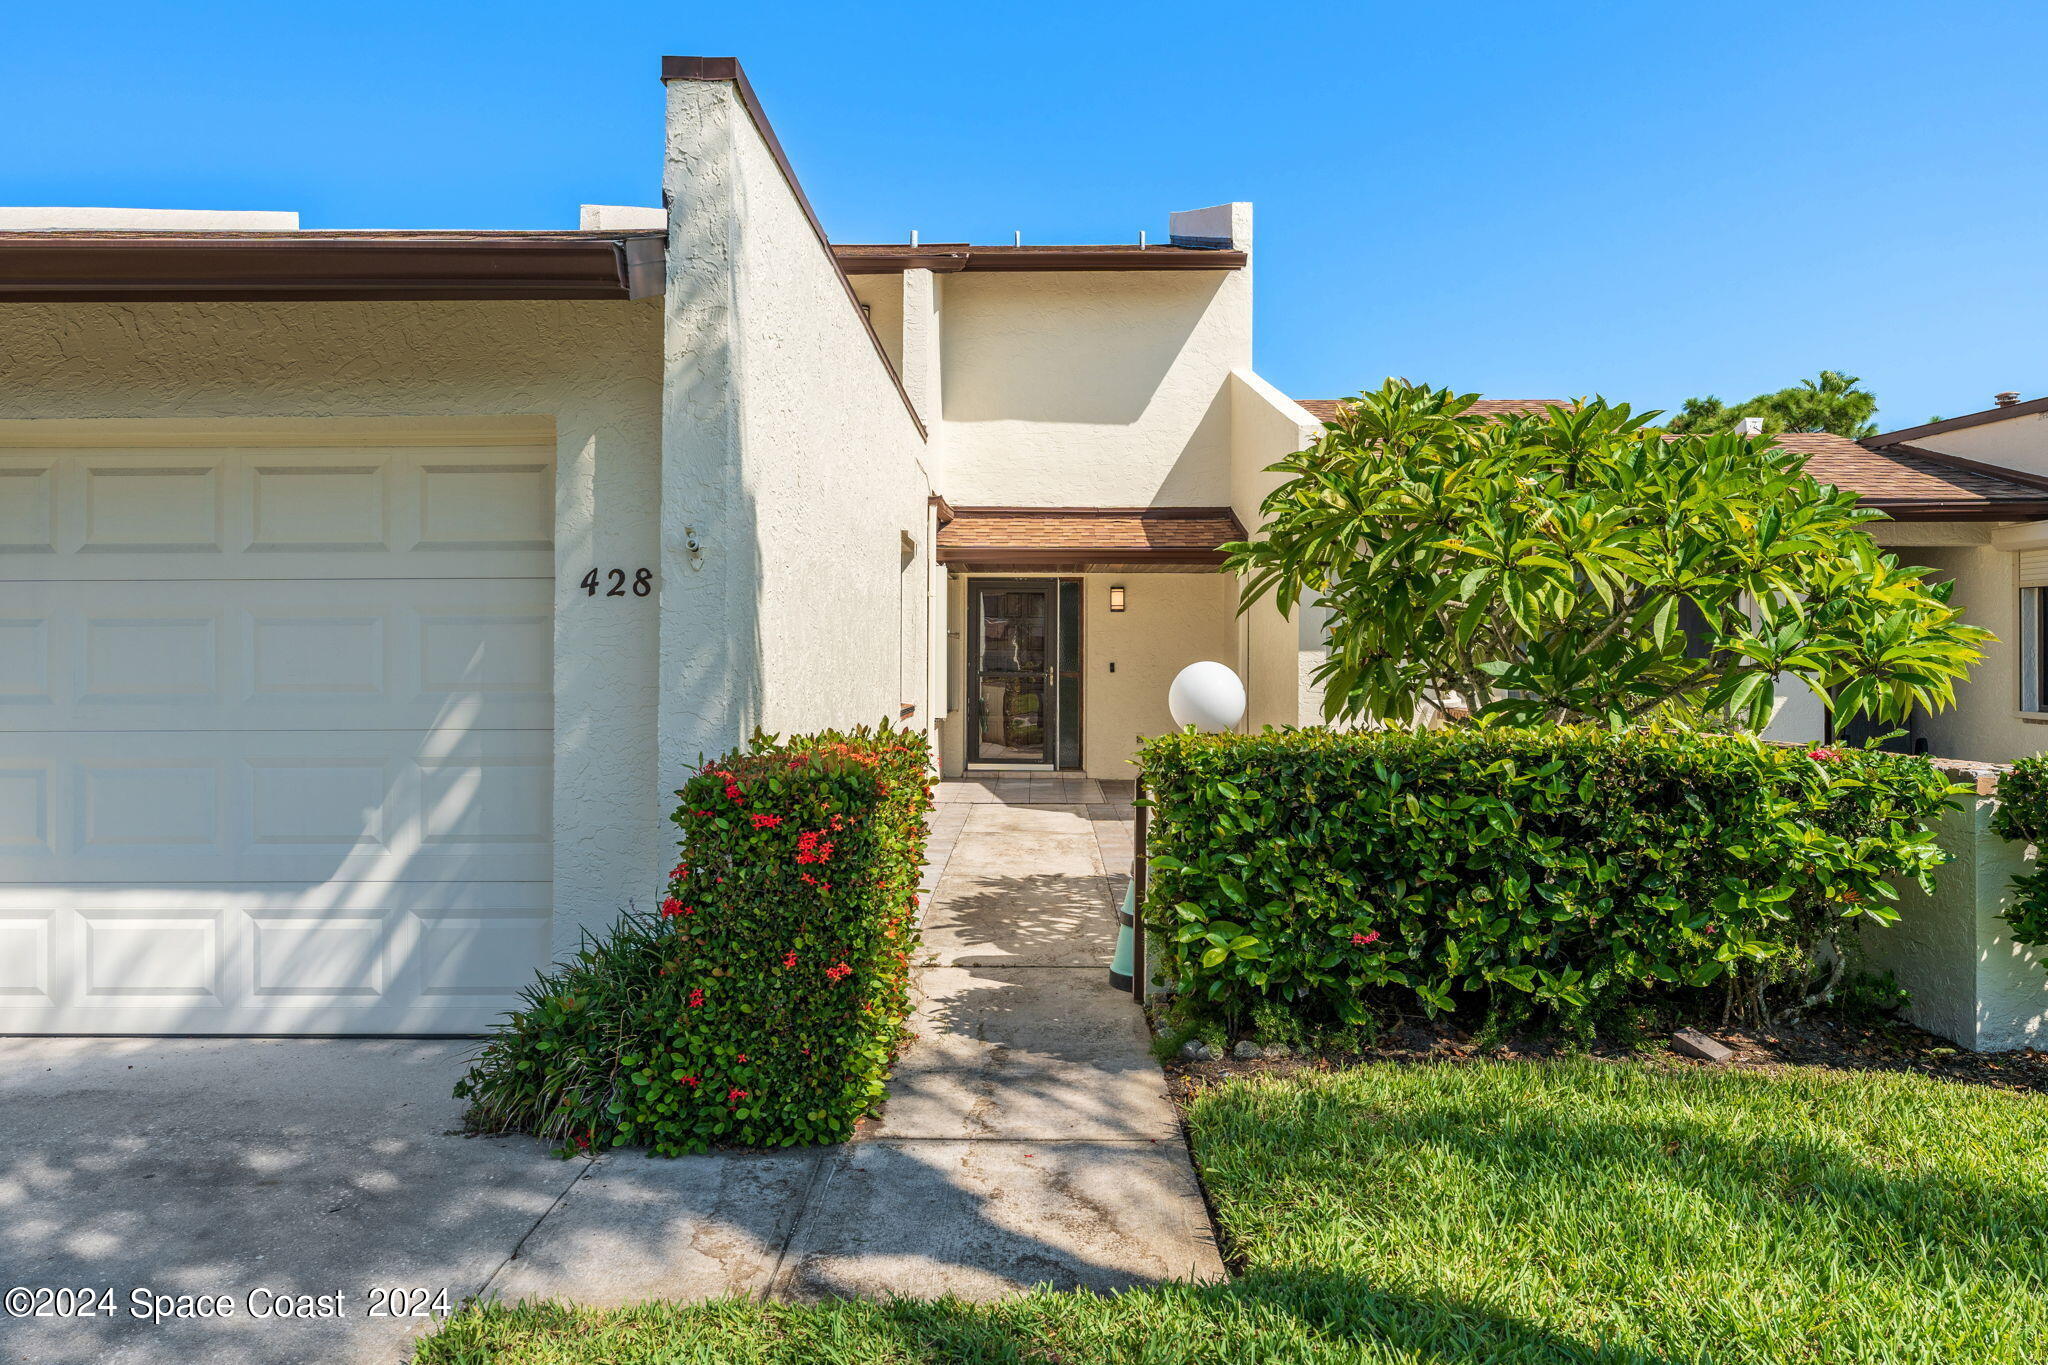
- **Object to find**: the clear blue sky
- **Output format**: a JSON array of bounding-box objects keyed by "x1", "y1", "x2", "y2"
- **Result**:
[{"x1": 7, "y1": 1, "x2": 2044, "y2": 429}]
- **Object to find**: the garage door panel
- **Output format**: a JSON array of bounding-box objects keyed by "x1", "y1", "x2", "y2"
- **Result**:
[
  {"x1": 2, "y1": 579, "x2": 551, "y2": 732},
  {"x1": 0, "y1": 883, "x2": 550, "y2": 1033},
  {"x1": 0, "y1": 443, "x2": 554, "y2": 581},
  {"x1": 0, "y1": 733, "x2": 550, "y2": 882}
]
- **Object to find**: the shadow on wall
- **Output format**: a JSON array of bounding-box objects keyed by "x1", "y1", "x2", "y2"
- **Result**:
[{"x1": 940, "y1": 273, "x2": 1228, "y2": 427}]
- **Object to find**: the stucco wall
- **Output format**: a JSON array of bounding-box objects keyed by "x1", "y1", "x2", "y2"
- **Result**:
[
  {"x1": 1073, "y1": 572, "x2": 1237, "y2": 778},
  {"x1": 1885, "y1": 543, "x2": 2044, "y2": 765},
  {"x1": 1912, "y1": 412, "x2": 2048, "y2": 478},
  {"x1": 1864, "y1": 788, "x2": 2048, "y2": 1050},
  {"x1": 935, "y1": 571, "x2": 1238, "y2": 778},
  {"x1": 662, "y1": 77, "x2": 935, "y2": 770},
  {"x1": 1227, "y1": 369, "x2": 1321, "y2": 733},
  {"x1": 0, "y1": 297, "x2": 665, "y2": 962},
  {"x1": 935, "y1": 269, "x2": 1249, "y2": 506}
]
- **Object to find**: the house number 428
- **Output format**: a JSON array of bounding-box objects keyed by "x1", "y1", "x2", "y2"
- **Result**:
[{"x1": 580, "y1": 567, "x2": 653, "y2": 598}]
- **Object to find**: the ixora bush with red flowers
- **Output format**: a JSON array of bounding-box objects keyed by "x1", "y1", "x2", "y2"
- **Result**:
[
  {"x1": 455, "y1": 723, "x2": 932, "y2": 1156},
  {"x1": 1140, "y1": 726, "x2": 1955, "y2": 1033}
]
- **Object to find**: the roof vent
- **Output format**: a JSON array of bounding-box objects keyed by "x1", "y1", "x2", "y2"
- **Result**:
[
  {"x1": 1734, "y1": 417, "x2": 1765, "y2": 437},
  {"x1": 1996, "y1": 391, "x2": 2022, "y2": 407}
]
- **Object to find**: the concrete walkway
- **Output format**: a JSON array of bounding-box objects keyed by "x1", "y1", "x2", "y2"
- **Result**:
[{"x1": 0, "y1": 780, "x2": 1221, "y2": 1364}]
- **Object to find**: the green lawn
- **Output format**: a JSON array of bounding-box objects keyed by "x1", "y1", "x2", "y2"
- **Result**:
[{"x1": 415, "y1": 1059, "x2": 2048, "y2": 1364}]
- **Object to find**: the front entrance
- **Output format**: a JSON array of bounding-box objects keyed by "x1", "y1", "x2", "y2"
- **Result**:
[{"x1": 967, "y1": 579, "x2": 1080, "y2": 769}]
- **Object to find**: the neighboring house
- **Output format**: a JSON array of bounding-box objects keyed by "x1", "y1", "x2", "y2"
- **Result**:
[{"x1": 0, "y1": 58, "x2": 1321, "y2": 1036}]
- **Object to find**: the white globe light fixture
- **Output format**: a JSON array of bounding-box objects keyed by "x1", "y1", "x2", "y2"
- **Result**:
[{"x1": 1167, "y1": 661, "x2": 1246, "y2": 733}]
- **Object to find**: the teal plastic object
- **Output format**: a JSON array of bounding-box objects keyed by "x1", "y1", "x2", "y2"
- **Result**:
[{"x1": 1108, "y1": 880, "x2": 1136, "y2": 992}]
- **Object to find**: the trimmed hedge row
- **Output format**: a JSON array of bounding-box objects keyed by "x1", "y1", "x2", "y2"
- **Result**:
[
  {"x1": 1139, "y1": 727, "x2": 1955, "y2": 1027},
  {"x1": 455, "y1": 723, "x2": 932, "y2": 1155}
]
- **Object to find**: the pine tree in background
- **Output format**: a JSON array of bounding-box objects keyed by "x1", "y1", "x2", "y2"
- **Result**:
[{"x1": 1668, "y1": 370, "x2": 1879, "y2": 438}]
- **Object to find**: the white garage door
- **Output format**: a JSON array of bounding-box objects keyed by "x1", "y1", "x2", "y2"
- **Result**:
[{"x1": 0, "y1": 423, "x2": 555, "y2": 1034}]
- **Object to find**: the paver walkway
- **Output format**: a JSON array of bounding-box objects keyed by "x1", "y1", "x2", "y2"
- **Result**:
[{"x1": 0, "y1": 778, "x2": 1220, "y2": 1364}]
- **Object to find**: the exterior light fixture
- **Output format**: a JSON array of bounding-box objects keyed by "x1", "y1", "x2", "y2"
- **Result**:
[{"x1": 1108, "y1": 584, "x2": 1127, "y2": 612}]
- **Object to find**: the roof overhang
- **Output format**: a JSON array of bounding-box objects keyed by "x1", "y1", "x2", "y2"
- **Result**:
[
  {"x1": 936, "y1": 506, "x2": 1244, "y2": 571},
  {"x1": 0, "y1": 230, "x2": 667, "y2": 302},
  {"x1": 836, "y1": 244, "x2": 1246, "y2": 274}
]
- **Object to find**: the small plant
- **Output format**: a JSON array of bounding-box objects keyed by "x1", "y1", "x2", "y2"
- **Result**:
[
  {"x1": 455, "y1": 723, "x2": 932, "y2": 1155},
  {"x1": 1990, "y1": 754, "x2": 2048, "y2": 954}
]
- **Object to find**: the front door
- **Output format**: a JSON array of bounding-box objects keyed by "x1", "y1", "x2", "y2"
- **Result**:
[{"x1": 969, "y1": 581, "x2": 1055, "y2": 767}]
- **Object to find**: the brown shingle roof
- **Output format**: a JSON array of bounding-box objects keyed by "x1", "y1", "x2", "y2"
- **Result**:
[
  {"x1": 1292, "y1": 396, "x2": 2048, "y2": 520},
  {"x1": 1783, "y1": 432, "x2": 2048, "y2": 518},
  {"x1": 1297, "y1": 397, "x2": 1561, "y2": 423},
  {"x1": 936, "y1": 507, "x2": 1244, "y2": 566}
]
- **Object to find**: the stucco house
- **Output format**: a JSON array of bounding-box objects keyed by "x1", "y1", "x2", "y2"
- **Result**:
[
  {"x1": 4, "y1": 55, "x2": 2045, "y2": 1042},
  {"x1": 0, "y1": 57, "x2": 1328, "y2": 1036}
]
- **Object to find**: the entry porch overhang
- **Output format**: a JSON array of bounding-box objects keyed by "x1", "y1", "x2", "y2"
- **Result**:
[{"x1": 935, "y1": 506, "x2": 1246, "y2": 574}]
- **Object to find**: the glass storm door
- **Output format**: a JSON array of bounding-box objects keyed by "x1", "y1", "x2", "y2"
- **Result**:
[{"x1": 969, "y1": 582, "x2": 1054, "y2": 767}]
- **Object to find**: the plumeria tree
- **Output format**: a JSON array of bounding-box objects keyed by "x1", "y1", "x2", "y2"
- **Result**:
[{"x1": 1225, "y1": 381, "x2": 1990, "y2": 730}]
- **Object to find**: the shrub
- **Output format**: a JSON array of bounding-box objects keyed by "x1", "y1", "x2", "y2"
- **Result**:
[
  {"x1": 1224, "y1": 380, "x2": 1988, "y2": 730},
  {"x1": 455, "y1": 723, "x2": 932, "y2": 1155},
  {"x1": 1139, "y1": 726, "x2": 1955, "y2": 1032},
  {"x1": 1989, "y1": 753, "x2": 2048, "y2": 954}
]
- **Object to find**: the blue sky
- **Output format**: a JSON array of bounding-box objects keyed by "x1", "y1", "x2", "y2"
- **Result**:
[{"x1": 6, "y1": 1, "x2": 2044, "y2": 428}]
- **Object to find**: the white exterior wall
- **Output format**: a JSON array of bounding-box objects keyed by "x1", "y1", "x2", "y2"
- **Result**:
[
  {"x1": 661, "y1": 77, "x2": 935, "y2": 770},
  {"x1": 0, "y1": 298, "x2": 665, "y2": 963},
  {"x1": 1863, "y1": 781, "x2": 2048, "y2": 1051}
]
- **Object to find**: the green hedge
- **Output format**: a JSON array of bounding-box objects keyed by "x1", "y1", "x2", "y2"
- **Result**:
[
  {"x1": 1139, "y1": 727, "x2": 1954, "y2": 1027},
  {"x1": 455, "y1": 724, "x2": 932, "y2": 1155}
]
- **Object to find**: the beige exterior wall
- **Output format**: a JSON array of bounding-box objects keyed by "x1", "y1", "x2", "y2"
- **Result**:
[
  {"x1": 1227, "y1": 368, "x2": 1321, "y2": 733},
  {"x1": 0, "y1": 297, "x2": 666, "y2": 961},
  {"x1": 937, "y1": 571, "x2": 1239, "y2": 779},
  {"x1": 934, "y1": 266, "x2": 1250, "y2": 506},
  {"x1": 1895, "y1": 542, "x2": 2046, "y2": 765},
  {"x1": 1909, "y1": 412, "x2": 2048, "y2": 479}
]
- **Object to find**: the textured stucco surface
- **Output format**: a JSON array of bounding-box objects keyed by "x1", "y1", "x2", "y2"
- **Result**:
[
  {"x1": 1865, "y1": 794, "x2": 2048, "y2": 1050},
  {"x1": 0, "y1": 297, "x2": 664, "y2": 965},
  {"x1": 1894, "y1": 544, "x2": 2040, "y2": 765},
  {"x1": 1911, "y1": 412, "x2": 2048, "y2": 478},
  {"x1": 661, "y1": 79, "x2": 934, "y2": 769},
  {"x1": 1227, "y1": 368, "x2": 1320, "y2": 733},
  {"x1": 936, "y1": 270, "x2": 1247, "y2": 506}
]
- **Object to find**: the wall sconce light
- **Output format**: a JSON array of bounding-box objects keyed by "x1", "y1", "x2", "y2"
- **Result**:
[{"x1": 1108, "y1": 584, "x2": 1127, "y2": 612}]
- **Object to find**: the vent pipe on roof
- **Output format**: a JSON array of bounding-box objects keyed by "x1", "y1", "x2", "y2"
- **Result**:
[
  {"x1": 1997, "y1": 391, "x2": 2022, "y2": 407},
  {"x1": 1735, "y1": 417, "x2": 1765, "y2": 437}
]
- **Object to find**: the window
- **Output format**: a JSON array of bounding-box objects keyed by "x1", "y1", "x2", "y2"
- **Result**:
[{"x1": 2022, "y1": 551, "x2": 2048, "y2": 711}]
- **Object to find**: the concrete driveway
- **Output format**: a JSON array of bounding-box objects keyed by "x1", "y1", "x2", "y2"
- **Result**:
[{"x1": 0, "y1": 785, "x2": 1220, "y2": 1365}]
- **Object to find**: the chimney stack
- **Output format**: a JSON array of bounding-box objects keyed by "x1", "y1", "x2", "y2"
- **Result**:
[{"x1": 1996, "y1": 391, "x2": 2022, "y2": 407}]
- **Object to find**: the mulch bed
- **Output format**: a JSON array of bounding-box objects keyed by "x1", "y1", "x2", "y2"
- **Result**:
[{"x1": 1164, "y1": 1013, "x2": 2048, "y2": 1100}]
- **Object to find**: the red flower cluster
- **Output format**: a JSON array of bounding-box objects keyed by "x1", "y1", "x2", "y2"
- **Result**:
[
  {"x1": 796, "y1": 831, "x2": 836, "y2": 865},
  {"x1": 660, "y1": 896, "x2": 693, "y2": 919},
  {"x1": 781, "y1": 950, "x2": 798, "y2": 969},
  {"x1": 1807, "y1": 747, "x2": 1844, "y2": 762},
  {"x1": 671, "y1": 862, "x2": 689, "y2": 880},
  {"x1": 751, "y1": 813, "x2": 783, "y2": 830},
  {"x1": 728, "y1": 1088, "x2": 748, "y2": 1103},
  {"x1": 799, "y1": 871, "x2": 834, "y2": 891},
  {"x1": 680, "y1": 1075, "x2": 699, "y2": 1087},
  {"x1": 824, "y1": 961, "x2": 853, "y2": 983},
  {"x1": 1351, "y1": 930, "x2": 1380, "y2": 946},
  {"x1": 687, "y1": 988, "x2": 705, "y2": 1008},
  {"x1": 714, "y1": 769, "x2": 745, "y2": 804}
]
